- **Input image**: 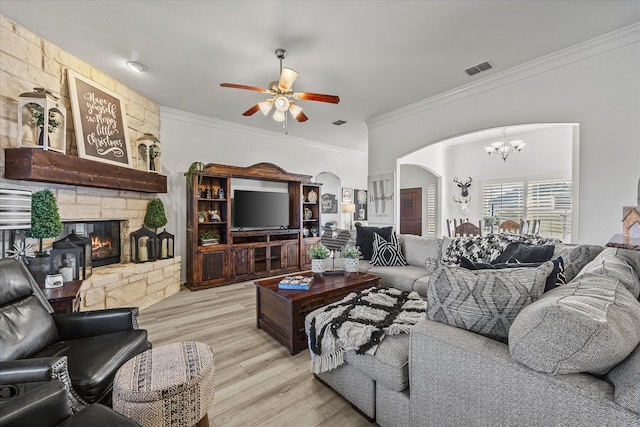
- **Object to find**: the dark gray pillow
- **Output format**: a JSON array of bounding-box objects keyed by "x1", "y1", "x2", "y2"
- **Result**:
[
  {"x1": 424, "y1": 259, "x2": 552, "y2": 342},
  {"x1": 509, "y1": 275, "x2": 640, "y2": 375},
  {"x1": 493, "y1": 242, "x2": 555, "y2": 264},
  {"x1": 355, "y1": 225, "x2": 393, "y2": 260}
]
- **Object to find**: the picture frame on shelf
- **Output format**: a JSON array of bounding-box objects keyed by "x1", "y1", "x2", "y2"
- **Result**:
[
  {"x1": 342, "y1": 188, "x2": 353, "y2": 203},
  {"x1": 67, "y1": 70, "x2": 134, "y2": 168}
]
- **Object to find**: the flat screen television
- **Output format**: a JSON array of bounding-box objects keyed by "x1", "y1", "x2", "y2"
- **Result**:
[{"x1": 233, "y1": 190, "x2": 290, "y2": 229}]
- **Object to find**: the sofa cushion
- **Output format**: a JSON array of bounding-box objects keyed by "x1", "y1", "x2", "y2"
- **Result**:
[
  {"x1": 424, "y1": 259, "x2": 552, "y2": 341},
  {"x1": 575, "y1": 247, "x2": 640, "y2": 299},
  {"x1": 345, "y1": 333, "x2": 409, "y2": 392},
  {"x1": 441, "y1": 233, "x2": 554, "y2": 265},
  {"x1": 400, "y1": 234, "x2": 442, "y2": 267},
  {"x1": 605, "y1": 344, "x2": 640, "y2": 413},
  {"x1": 367, "y1": 264, "x2": 429, "y2": 293},
  {"x1": 33, "y1": 329, "x2": 149, "y2": 404},
  {"x1": 355, "y1": 225, "x2": 393, "y2": 260},
  {"x1": 509, "y1": 274, "x2": 640, "y2": 375},
  {"x1": 370, "y1": 232, "x2": 408, "y2": 267},
  {"x1": 552, "y1": 243, "x2": 601, "y2": 282}
]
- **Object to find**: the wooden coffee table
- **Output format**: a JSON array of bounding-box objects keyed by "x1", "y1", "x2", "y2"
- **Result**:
[{"x1": 255, "y1": 272, "x2": 380, "y2": 355}]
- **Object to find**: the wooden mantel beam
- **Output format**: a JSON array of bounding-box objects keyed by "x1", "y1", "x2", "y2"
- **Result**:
[{"x1": 4, "y1": 148, "x2": 167, "y2": 193}]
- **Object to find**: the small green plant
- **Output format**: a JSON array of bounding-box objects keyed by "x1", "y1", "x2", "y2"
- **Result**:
[
  {"x1": 198, "y1": 211, "x2": 208, "y2": 220},
  {"x1": 186, "y1": 161, "x2": 205, "y2": 191},
  {"x1": 30, "y1": 104, "x2": 61, "y2": 133},
  {"x1": 199, "y1": 230, "x2": 219, "y2": 240},
  {"x1": 309, "y1": 245, "x2": 330, "y2": 259},
  {"x1": 354, "y1": 221, "x2": 362, "y2": 228},
  {"x1": 144, "y1": 198, "x2": 168, "y2": 233},
  {"x1": 342, "y1": 246, "x2": 362, "y2": 259},
  {"x1": 27, "y1": 189, "x2": 63, "y2": 257}
]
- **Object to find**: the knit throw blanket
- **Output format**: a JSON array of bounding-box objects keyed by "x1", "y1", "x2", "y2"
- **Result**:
[{"x1": 308, "y1": 287, "x2": 426, "y2": 374}]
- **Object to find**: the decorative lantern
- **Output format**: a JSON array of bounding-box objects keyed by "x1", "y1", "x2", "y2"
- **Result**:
[
  {"x1": 53, "y1": 229, "x2": 92, "y2": 280},
  {"x1": 135, "y1": 133, "x2": 161, "y2": 173},
  {"x1": 17, "y1": 87, "x2": 66, "y2": 153},
  {"x1": 156, "y1": 229, "x2": 174, "y2": 259},
  {"x1": 49, "y1": 247, "x2": 82, "y2": 282},
  {"x1": 130, "y1": 225, "x2": 158, "y2": 263}
]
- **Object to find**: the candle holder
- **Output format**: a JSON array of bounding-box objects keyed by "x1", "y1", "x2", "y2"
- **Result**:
[
  {"x1": 156, "y1": 229, "x2": 174, "y2": 259},
  {"x1": 130, "y1": 225, "x2": 159, "y2": 263}
]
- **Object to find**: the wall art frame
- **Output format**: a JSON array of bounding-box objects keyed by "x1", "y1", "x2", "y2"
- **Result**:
[
  {"x1": 354, "y1": 189, "x2": 368, "y2": 221},
  {"x1": 67, "y1": 70, "x2": 133, "y2": 168},
  {"x1": 342, "y1": 187, "x2": 353, "y2": 203},
  {"x1": 367, "y1": 172, "x2": 395, "y2": 224}
]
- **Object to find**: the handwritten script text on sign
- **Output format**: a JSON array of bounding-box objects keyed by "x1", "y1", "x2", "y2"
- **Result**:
[{"x1": 83, "y1": 91, "x2": 125, "y2": 158}]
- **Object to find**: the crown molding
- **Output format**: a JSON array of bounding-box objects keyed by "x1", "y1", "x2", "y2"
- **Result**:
[
  {"x1": 367, "y1": 22, "x2": 640, "y2": 129},
  {"x1": 159, "y1": 106, "x2": 365, "y2": 155}
]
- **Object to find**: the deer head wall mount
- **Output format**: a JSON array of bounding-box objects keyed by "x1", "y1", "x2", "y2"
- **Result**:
[{"x1": 453, "y1": 176, "x2": 472, "y2": 214}]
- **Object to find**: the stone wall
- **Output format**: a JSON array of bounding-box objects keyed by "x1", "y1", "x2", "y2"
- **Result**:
[{"x1": 0, "y1": 15, "x2": 180, "y2": 311}]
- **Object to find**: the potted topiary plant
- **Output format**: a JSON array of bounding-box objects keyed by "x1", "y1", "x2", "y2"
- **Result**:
[
  {"x1": 309, "y1": 245, "x2": 330, "y2": 275},
  {"x1": 342, "y1": 245, "x2": 362, "y2": 275},
  {"x1": 26, "y1": 189, "x2": 63, "y2": 283},
  {"x1": 144, "y1": 198, "x2": 168, "y2": 234}
]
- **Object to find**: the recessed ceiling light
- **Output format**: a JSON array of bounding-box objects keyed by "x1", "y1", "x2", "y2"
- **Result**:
[{"x1": 126, "y1": 61, "x2": 148, "y2": 73}]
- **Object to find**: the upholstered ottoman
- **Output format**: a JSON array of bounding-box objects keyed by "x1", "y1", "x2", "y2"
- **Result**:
[{"x1": 112, "y1": 341, "x2": 215, "y2": 427}]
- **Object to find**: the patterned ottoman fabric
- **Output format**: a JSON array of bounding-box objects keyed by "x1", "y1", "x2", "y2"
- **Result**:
[{"x1": 113, "y1": 341, "x2": 215, "y2": 427}]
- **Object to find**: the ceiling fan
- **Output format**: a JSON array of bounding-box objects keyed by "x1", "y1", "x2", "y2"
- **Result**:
[{"x1": 220, "y1": 48, "x2": 340, "y2": 126}]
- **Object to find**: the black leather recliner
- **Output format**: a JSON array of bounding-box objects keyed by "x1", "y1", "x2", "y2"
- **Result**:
[
  {"x1": 0, "y1": 258, "x2": 150, "y2": 409},
  {"x1": 0, "y1": 369, "x2": 140, "y2": 427}
]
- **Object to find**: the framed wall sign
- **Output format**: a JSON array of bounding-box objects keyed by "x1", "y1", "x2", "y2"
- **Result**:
[
  {"x1": 342, "y1": 187, "x2": 353, "y2": 203},
  {"x1": 367, "y1": 172, "x2": 395, "y2": 224},
  {"x1": 67, "y1": 70, "x2": 133, "y2": 168}
]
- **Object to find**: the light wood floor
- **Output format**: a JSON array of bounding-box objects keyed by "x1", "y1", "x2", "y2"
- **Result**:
[{"x1": 137, "y1": 281, "x2": 375, "y2": 427}]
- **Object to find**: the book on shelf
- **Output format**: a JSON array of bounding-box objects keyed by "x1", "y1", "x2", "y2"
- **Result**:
[{"x1": 278, "y1": 275, "x2": 314, "y2": 290}]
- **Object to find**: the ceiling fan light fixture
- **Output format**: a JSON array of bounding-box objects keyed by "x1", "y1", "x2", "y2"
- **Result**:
[
  {"x1": 274, "y1": 96, "x2": 290, "y2": 112},
  {"x1": 126, "y1": 60, "x2": 148, "y2": 73},
  {"x1": 258, "y1": 100, "x2": 273, "y2": 115},
  {"x1": 278, "y1": 67, "x2": 298, "y2": 91},
  {"x1": 289, "y1": 103, "x2": 303, "y2": 119},
  {"x1": 272, "y1": 110, "x2": 286, "y2": 122}
]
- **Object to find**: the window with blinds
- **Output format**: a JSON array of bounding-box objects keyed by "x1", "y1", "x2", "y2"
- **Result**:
[
  {"x1": 481, "y1": 179, "x2": 571, "y2": 240},
  {"x1": 426, "y1": 183, "x2": 436, "y2": 235},
  {"x1": 527, "y1": 179, "x2": 572, "y2": 240},
  {"x1": 481, "y1": 182, "x2": 525, "y2": 226}
]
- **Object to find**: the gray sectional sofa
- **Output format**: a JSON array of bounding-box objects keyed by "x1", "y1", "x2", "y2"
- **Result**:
[{"x1": 305, "y1": 233, "x2": 640, "y2": 427}]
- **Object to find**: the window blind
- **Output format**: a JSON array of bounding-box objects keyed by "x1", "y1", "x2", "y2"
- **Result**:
[{"x1": 527, "y1": 179, "x2": 572, "y2": 240}]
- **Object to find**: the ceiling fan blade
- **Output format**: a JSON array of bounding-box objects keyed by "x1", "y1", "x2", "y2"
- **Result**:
[
  {"x1": 220, "y1": 83, "x2": 270, "y2": 93},
  {"x1": 295, "y1": 111, "x2": 309, "y2": 122},
  {"x1": 278, "y1": 67, "x2": 298, "y2": 91},
  {"x1": 294, "y1": 92, "x2": 340, "y2": 104},
  {"x1": 242, "y1": 104, "x2": 261, "y2": 116}
]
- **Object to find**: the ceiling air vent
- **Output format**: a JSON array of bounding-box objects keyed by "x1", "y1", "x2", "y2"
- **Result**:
[
  {"x1": 465, "y1": 61, "x2": 492, "y2": 76},
  {"x1": 332, "y1": 120, "x2": 347, "y2": 126}
]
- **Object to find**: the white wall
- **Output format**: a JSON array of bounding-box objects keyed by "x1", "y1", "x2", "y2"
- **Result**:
[
  {"x1": 158, "y1": 108, "x2": 368, "y2": 282},
  {"x1": 368, "y1": 25, "x2": 640, "y2": 245}
]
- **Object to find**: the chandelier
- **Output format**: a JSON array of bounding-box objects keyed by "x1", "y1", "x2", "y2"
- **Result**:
[{"x1": 484, "y1": 129, "x2": 526, "y2": 161}]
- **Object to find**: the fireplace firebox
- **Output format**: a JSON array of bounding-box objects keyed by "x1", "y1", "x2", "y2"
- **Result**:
[{"x1": 58, "y1": 220, "x2": 122, "y2": 267}]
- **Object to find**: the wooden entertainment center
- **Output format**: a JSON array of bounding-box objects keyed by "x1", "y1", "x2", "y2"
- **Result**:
[{"x1": 185, "y1": 162, "x2": 321, "y2": 290}]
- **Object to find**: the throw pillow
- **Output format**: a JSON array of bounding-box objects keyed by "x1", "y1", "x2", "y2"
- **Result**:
[
  {"x1": 460, "y1": 256, "x2": 565, "y2": 293},
  {"x1": 509, "y1": 274, "x2": 640, "y2": 375},
  {"x1": 492, "y1": 242, "x2": 555, "y2": 264},
  {"x1": 552, "y1": 244, "x2": 597, "y2": 282},
  {"x1": 424, "y1": 259, "x2": 552, "y2": 342},
  {"x1": 355, "y1": 225, "x2": 393, "y2": 260},
  {"x1": 370, "y1": 232, "x2": 408, "y2": 267}
]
